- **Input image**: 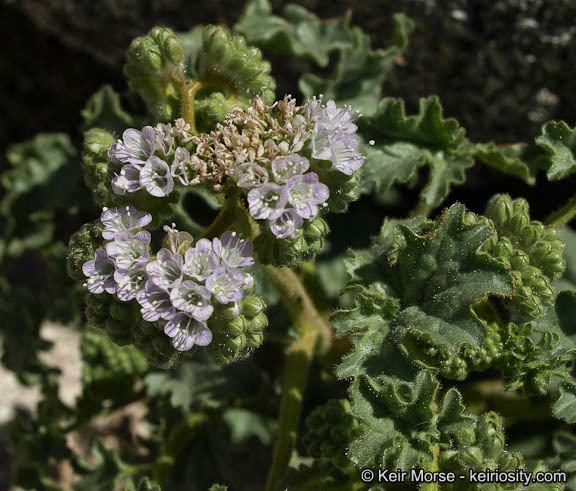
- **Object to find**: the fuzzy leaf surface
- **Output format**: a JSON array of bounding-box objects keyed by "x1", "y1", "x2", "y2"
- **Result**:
[
  {"x1": 347, "y1": 204, "x2": 514, "y2": 359},
  {"x1": 536, "y1": 120, "x2": 576, "y2": 180},
  {"x1": 473, "y1": 142, "x2": 538, "y2": 185},
  {"x1": 359, "y1": 97, "x2": 474, "y2": 208},
  {"x1": 236, "y1": 0, "x2": 354, "y2": 67},
  {"x1": 299, "y1": 14, "x2": 413, "y2": 116}
]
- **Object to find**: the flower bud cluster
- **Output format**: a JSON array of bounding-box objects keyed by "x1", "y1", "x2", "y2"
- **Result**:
[
  {"x1": 482, "y1": 194, "x2": 565, "y2": 319},
  {"x1": 81, "y1": 205, "x2": 256, "y2": 352}
]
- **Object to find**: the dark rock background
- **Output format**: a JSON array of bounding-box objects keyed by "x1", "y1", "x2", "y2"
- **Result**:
[{"x1": 3, "y1": 0, "x2": 576, "y2": 155}]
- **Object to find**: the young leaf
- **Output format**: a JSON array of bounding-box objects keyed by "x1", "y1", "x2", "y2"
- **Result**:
[
  {"x1": 81, "y1": 85, "x2": 134, "y2": 132},
  {"x1": 473, "y1": 142, "x2": 538, "y2": 185},
  {"x1": 235, "y1": 0, "x2": 354, "y2": 67},
  {"x1": 348, "y1": 370, "x2": 438, "y2": 468},
  {"x1": 359, "y1": 96, "x2": 474, "y2": 208},
  {"x1": 299, "y1": 14, "x2": 413, "y2": 116},
  {"x1": 536, "y1": 120, "x2": 576, "y2": 180},
  {"x1": 552, "y1": 380, "x2": 576, "y2": 424}
]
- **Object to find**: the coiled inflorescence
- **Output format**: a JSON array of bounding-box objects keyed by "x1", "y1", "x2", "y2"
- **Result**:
[{"x1": 80, "y1": 205, "x2": 257, "y2": 353}]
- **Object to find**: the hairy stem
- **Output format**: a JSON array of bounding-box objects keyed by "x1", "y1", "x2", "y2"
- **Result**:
[
  {"x1": 421, "y1": 445, "x2": 440, "y2": 491},
  {"x1": 544, "y1": 195, "x2": 576, "y2": 228},
  {"x1": 190, "y1": 193, "x2": 332, "y2": 489},
  {"x1": 225, "y1": 201, "x2": 332, "y2": 490},
  {"x1": 200, "y1": 195, "x2": 238, "y2": 240},
  {"x1": 409, "y1": 198, "x2": 433, "y2": 218},
  {"x1": 179, "y1": 76, "x2": 201, "y2": 135},
  {"x1": 262, "y1": 266, "x2": 331, "y2": 491}
]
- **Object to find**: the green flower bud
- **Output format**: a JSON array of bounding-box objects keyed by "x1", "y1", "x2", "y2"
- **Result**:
[
  {"x1": 477, "y1": 413, "x2": 505, "y2": 459},
  {"x1": 254, "y1": 217, "x2": 329, "y2": 267},
  {"x1": 206, "y1": 299, "x2": 268, "y2": 364},
  {"x1": 67, "y1": 221, "x2": 105, "y2": 281},
  {"x1": 240, "y1": 296, "x2": 266, "y2": 319},
  {"x1": 301, "y1": 399, "x2": 360, "y2": 469}
]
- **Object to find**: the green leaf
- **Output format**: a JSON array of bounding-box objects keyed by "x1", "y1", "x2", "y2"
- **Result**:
[
  {"x1": 73, "y1": 441, "x2": 126, "y2": 491},
  {"x1": 177, "y1": 26, "x2": 205, "y2": 79},
  {"x1": 235, "y1": 0, "x2": 354, "y2": 67},
  {"x1": 358, "y1": 97, "x2": 474, "y2": 208},
  {"x1": 299, "y1": 14, "x2": 413, "y2": 116},
  {"x1": 222, "y1": 408, "x2": 273, "y2": 445},
  {"x1": 145, "y1": 359, "x2": 264, "y2": 410},
  {"x1": 473, "y1": 142, "x2": 537, "y2": 185},
  {"x1": 536, "y1": 120, "x2": 576, "y2": 180},
  {"x1": 556, "y1": 227, "x2": 576, "y2": 291},
  {"x1": 553, "y1": 380, "x2": 576, "y2": 424},
  {"x1": 81, "y1": 85, "x2": 134, "y2": 131},
  {"x1": 123, "y1": 477, "x2": 162, "y2": 491},
  {"x1": 348, "y1": 370, "x2": 438, "y2": 468},
  {"x1": 350, "y1": 204, "x2": 513, "y2": 360},
  {"x1": 436, "y1": 388, "x2": 476, "y2": 447},
  {"x1": 2, "y1": 133, "x2": 76, "y2": 198}
]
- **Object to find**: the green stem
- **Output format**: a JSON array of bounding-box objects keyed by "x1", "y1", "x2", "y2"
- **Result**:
[
  {"x1": 182, "y1": 193, "x2": 332, "y2": 490},
  {"x1": 409, "y1": 198, "x2": 433, "y2": 218},
  {"x1": 544, "y1": 195, "x2": 576, "y2": 228},
  {"x1": 177, "y1": 69, "x2": 201, "y2": 134},
  {"x1": 200, "y1": 194, "x2": 238, "y2": 240},
  {"x1": 421, "y1": 445, "x2": 440, "y2": 491},
  {"x1": 154, "y1": 412, "x2": 209, "y2": 485},
  {"x1": 262, "y1": 266, "x2": 331, "y2": 491},
  {"x1": 225, "y1": 201, "x2": 331, "y2": 490}
]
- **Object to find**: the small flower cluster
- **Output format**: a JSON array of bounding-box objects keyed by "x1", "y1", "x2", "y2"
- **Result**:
[
  {"x1": 82, "y1": 205, "x2": 255, "y2": 351},
  {"x1": 108, "y1": 120, "x2": 194, "y2": 197},
  {"x1": 107, "y1": 95, "x2": 365, "y2": 239}
]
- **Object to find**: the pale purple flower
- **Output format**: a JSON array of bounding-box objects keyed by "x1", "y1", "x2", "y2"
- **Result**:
[
  {"x1": 100, "y1": 205, "x2": 152, "y2": 240},
  {"x1": 183, "y1": 239, "x2": 218, "y2": 281},
  {"x1": 82, "y1": 248, "x2": 117, "y2": 294},
  {"x1": 303, "y1": 97, "x2": 324, "y2": 123},
  {"x1": 114, "y1": 263, "x2": 148, "y2": 301},
  {"x1": 106, "y1": 230, "x2": 151, "y2": 270},
  {"x1": 271, "y1": 154, "x2": 309, "y2": 183},
  {"x1": 242, "y1": 273, "x2": 255, "y2": 291},
  {"x1": 169, "y1": 281, "x2": 213, "y2": 321},
  {"x1": 164, "y1": 313, "x2": 212, "y2": 351},
  {"x1": 284, "y1": 173, "x2": 329, "y2": 220},
  {"x1": 320, "y1": 100, "x2": 358, "y2": 134},
  {"x1": 136, "y1": 280, "x2": 176, "y2": 321},
  {"x1": 140, "y1": 156, "x2": 174, "y2": 197},
  {"x1": 146, "y1": 248, "x2": 184, "y2": 290},
  {"x1": 311, "y1": 129, "x2": 332, "y2": 161},
  {"x1": 205, "y1": 266, "x2": 245, "y2": 304},
  {"x1": 330, "y1": 134, "x2": 364, "y2": 175},
  {"x1": 171, "y1": 147, "x2": 193, "y2": 185},
  {"x1": 269, "y1": 209, "x2": 303, "y2": 239},
  {"x1": 247, "y1": 182, "x2": 287, "y2": 220},
  {"x1": 111, "y1": 164, "x2": 143, "y2": 195},
  {"x1": 212, "y1": 231, "x2": 254, "y2": 268},
  {"x1": 108, "y1": 127, "x2": 156, "y2": 165},
  {"x1": 234, "y1": 162, "x2": 269, "y2": 189},
  {"x1": 309, "y1": 100, "x2": 360, "y2": 166},
  {"x1": 153, "y1": 123, "x2": 174, "y2": 157},
  {"x1": 163, "y1": 225, "x2": 193, "y2": 255}
]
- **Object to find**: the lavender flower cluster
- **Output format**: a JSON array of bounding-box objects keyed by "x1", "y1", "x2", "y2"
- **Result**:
[
  {"x1": 82, "y1": 205, "x2": 255, "y2": 351},
  {"x1": 245, "y1": 98, "x2": 363, "y2": 238},
  {"x1": 108, "y1": 119, "x2": 193, "y2": 198},
  {"x1": 107, "y1": 96, "x2": 365, "y2": 240}
]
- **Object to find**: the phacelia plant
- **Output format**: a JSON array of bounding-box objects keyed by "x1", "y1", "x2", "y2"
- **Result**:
[{"x1": 2, "y1": 1, "x2": 576, "y2": 490}]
